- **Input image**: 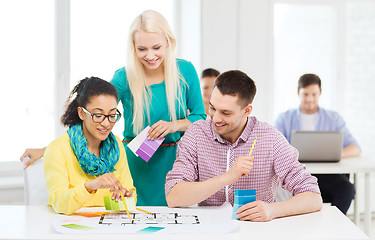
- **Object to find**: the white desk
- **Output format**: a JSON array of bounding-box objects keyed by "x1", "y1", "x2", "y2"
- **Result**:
[
  {"x1": 304, "y1": 156, "x2": 375, "y2": 234},
  {"x1": 0, "y1": 205, "x2": 369, "y2": 240}
]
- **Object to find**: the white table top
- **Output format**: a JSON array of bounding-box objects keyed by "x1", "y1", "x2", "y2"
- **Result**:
[
  {"x1": 0, "y1": 205, "x2": 369, "y2": 240},
  {"x1": 304, "y1": 156, "x2": 375, "y2": 174}
]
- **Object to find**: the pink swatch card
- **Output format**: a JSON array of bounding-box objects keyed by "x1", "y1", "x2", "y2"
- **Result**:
[{"x1": 127, "y1": 126, "x2": 165, "y2": 162}]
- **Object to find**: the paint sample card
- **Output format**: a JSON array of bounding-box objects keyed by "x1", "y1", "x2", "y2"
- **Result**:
[
  {"x1": 74, "y1": 212, "x2": 109, "y2": 218},
  {"x1": 127, "y1": 126, "x2": 150, "y2": 156},
  {"x1": 125, "y1": 196, "x2": 136, "y2": 211},
  {"x1": 127, "y1": 126, "x2": 164, "y2": 162},
  {"x1": 232, "y1": 189, "x2": 256, "y2": 220},
  {"x1": 63, "y1": 217, "x2": 82, "y2": 222},
  {"x1": 62, "y1": 224, "x2": 94, "y2": 230},
  {"x1": 234, "y1": 189, "x2": 256, "y2": 197},
  {"x1": 104, "y1": 196, "x2": 136, "y2": 211},
  {"x1": 137, "y1": 226, "x2": 165, "y2": 233}
]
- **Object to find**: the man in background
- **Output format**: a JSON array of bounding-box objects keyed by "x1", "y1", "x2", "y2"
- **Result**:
[
  {"x1": 274, "y1": 73, "x2": 360, "y2": 214},
  {"x1": 200, "y1": 68, "x2": 220, "y2": 115}
]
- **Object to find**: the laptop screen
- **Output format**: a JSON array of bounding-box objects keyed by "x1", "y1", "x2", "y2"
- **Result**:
[{"x1": 290, "y1": 131, "x2": 343, "y2": 162}]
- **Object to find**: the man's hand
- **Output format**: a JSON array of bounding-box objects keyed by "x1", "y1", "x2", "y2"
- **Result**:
[
  {"x1": 225, "y1": 155, "x2": 254, "y2": 184},
  {"x1": 236, "y1": 200, "x2": 275, "y2": 222}
]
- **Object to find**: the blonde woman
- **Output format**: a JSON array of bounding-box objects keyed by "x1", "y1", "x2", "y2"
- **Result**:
[
  {"x1": 111, "y1": 10, "x2": 205, "y2": 206},
  {"x1": 21, "y1": 10, "x2": 206, "y2": 206}
]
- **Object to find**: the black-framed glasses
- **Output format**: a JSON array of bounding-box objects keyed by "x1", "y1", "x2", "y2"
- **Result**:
[{"x1": 82, "y1": 107, "x2": 122, "y2": 123}]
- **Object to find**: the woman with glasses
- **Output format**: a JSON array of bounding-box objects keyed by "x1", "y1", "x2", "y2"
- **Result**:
[
  {"x1": 21, "y1": 10, "x2": 205, "y2": 206},
  {"x1": 43, "y1": 77, "x2": 134, "y2": 214}
]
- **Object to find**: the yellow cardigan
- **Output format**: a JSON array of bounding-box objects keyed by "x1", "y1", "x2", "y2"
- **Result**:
[{"x1": 44, "y1": 133, "x2": 135, "y2": 214}]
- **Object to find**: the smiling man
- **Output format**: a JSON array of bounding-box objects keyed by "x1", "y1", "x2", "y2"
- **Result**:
[
  {"x1": 165, "y1": 70, "x2": 322, "y2": 222},
  {"x1": 274, "y1": 73, "x2": 361, "y2": 214}
]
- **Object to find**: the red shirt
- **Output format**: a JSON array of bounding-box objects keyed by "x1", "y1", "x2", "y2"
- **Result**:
[{"x1": 165, "y1": 117, "x2": 320, "y2": 206}]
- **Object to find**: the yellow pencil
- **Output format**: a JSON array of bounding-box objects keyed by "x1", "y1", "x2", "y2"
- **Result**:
[
  {"x1": 119, "y1": 191, "x2": 131, "y2": 220},
  {"x1": 249, "y1": 136, "x2": 258, "y2": 156},
  {"x1": 136, "y1": 207, "x2": 154, "y2": 215}
]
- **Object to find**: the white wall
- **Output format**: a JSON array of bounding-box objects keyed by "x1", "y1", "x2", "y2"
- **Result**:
[
  {"x1": 200, "y1": 0, "x2": 374, "y2": 228},
  {"x1": 175, "y1": 0, "x2": 201, "y2": 72},
  {"x1": 201, "y1": 0, "x2": 274, "y2": 122}
]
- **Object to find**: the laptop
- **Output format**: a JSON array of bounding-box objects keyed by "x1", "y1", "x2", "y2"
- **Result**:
[{"x1": 290, "y1": 131, "x2": 343, "y2": 162}]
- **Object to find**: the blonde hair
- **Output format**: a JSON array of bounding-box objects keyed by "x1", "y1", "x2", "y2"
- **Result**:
[{"x1": 126, "y1": 10, "x2": 186, "y2": 135}]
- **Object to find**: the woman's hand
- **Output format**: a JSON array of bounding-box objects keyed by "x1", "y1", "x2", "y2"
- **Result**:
[
  {"x1": 114, "y1": 187, "x2": 134, "y2": 203},
  {"x1": 147, "y1": 119, "x2": 192, "y2": 140},
  {"x1": 148, "y1": 120, "x2": 178, "y2": 140},
  {"x1": 20, "y1": 148, "x2": 46, "y2": 168},
  {"x1": 84, "y1": 173, "x2": 130, "y2": 201},
  {"x1": 120, "y1": 188, "x2": 134, "y2": 199}
]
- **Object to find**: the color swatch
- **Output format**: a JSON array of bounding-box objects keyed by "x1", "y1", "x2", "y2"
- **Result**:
[
  {"x1": 62, "y1": 224, "x2": 94, "y2": 230},
  {"x1": 127, "y1": 126, "x2": 164, "y2": 162},
  {"x1": 137, "y1": 226, "x2": 165, "y2": 233},
  {"x1": 104, "y1": 196, "x2": 136, "y2": 211},
  {"x1": 74, "y1": 212, "x2": 109, "y2": 218},
  {"x1": 232, "y1": 189, "x2": 256, "y2": 220}
]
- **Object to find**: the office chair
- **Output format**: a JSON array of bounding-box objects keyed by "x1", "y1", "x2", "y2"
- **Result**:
[{"x1": 23, "y1": 157, "x2": 49, "y2": 205}]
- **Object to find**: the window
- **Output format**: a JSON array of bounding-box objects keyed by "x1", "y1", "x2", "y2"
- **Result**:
[
  {"x1": 344, "y1": 1, "x2": 375, "y2": 157},
  {"x1": 273, "y1": 0, "x2": 375, "y2": 157},
  {"x1": 1, "y1": 0, "x2": 174, "y2": 162},
  {"x1": 273, "y1": 2, "x2": 336, "y2": 120},
  {"x1": 0, "y1": 0, "x2": 54, "y2": 162},
  {"x1": 70, "y1": 0, "x2": 174, "y2": 137}
]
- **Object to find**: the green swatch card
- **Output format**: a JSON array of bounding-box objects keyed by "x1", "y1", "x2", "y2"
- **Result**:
[
  {"x1": 137, "y1": 226, "x2": 165, "y2": 233},
  {"x1": 62, "y1": 224, "x2": 94, "y2": 230},
  {"x1": 104, "y1": 196, "x2": 136, "y2": 211}
]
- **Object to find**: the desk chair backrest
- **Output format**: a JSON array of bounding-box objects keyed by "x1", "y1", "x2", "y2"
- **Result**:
[{"x1": 23, "y1": 157, "x2": 49, "y2": 205}]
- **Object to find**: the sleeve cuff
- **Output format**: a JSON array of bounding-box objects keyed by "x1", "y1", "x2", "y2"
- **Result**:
[
  {"x1": 165, "y1": 179, "x2": 184, "y2": 196},
  {"x1": 74, "y1": 181, "x2": 96, "y2": 204},
  {"x1": 187, "y1": 114, "x2": 205, "y2": 123}
]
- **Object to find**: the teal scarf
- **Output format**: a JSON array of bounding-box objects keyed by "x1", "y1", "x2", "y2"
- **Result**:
[{"x1": 68, "y1": 124, "x2": 119, "y2": 176}]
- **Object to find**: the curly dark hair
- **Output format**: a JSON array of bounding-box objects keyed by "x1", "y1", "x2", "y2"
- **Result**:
[{"x1": 61, "y1": 77, "x2": 118, "y2": 127}]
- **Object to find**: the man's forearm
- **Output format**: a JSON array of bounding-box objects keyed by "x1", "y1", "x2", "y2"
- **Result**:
[
  {"x1": 270, "y1": 192, "x2": 322, "y2": 219},
  {"x1": 342, "y1": 144, "x2": 361, "y2": 158},
  {"x1": 166, "y1": 173, "x2": 230, "y2": 208}
]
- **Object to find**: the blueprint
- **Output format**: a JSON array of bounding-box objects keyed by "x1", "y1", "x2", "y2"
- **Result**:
[{"x1": 52, "y1": 203, "x2": 237, "y2": 234}]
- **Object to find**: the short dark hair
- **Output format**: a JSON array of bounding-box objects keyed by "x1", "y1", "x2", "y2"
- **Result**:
[
  {"x1": 214, "y1": 70, "x2": 256, "y2": 107},
  {"x1": 61, "y1": 77, "x2": 118, "y2": 127},
  {"x1": 201, "y1": 68, "x2": 220, "y2": 78},
  {"x1": 298, "y1": 74, "x2": 321, "y2": 93}
]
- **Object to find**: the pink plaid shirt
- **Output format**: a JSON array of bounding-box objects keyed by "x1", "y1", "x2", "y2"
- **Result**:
[{"x1": 165, "y1": 117, "x2": 320, "y2": 206}]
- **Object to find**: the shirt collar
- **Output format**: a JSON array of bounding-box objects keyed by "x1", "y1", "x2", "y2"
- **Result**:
[
  {"x1": 297, "y1": 106, "x2": 321, "y2": 116},
  {"x1": 209, "y1": 116, "x2": 256, "y2": 146}
]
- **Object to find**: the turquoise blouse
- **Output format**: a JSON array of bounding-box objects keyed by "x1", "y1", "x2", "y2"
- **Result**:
[{"x1": 111, "y1": 59, "x2": 206, "y2": 206}]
